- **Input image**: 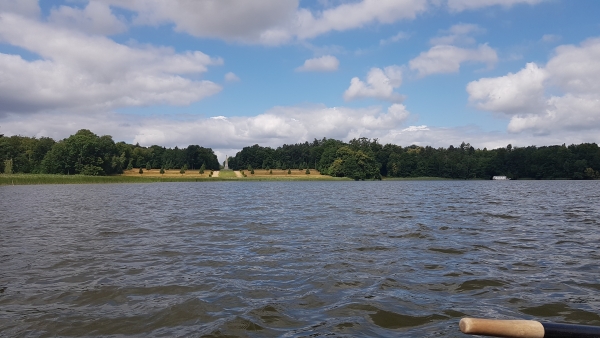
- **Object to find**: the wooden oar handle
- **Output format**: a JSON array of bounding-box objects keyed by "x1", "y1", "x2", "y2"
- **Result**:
[{"x1": 460, "y1": 318, "x2": 545, "y2": 338}]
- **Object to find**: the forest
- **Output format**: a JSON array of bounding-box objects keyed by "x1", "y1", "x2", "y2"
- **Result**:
[
  {"x1": 1, "y1": 129, "x2": 600, "y2": 180},
  {"x1": 0, "y1": 129, "x2": 220, "y2": 176}
]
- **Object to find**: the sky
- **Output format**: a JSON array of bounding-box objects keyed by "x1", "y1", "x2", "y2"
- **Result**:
[{"x1": 1, "y1": 0, "x2": 599, "y2": 162}]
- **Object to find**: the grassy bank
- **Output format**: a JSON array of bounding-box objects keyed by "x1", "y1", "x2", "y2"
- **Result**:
[
  {"x1": 0, "y1": 174, "x2": 222, "y2": 185},
  {"x1": 0, "y1": 172, "x2": 347, "y2": 185}
]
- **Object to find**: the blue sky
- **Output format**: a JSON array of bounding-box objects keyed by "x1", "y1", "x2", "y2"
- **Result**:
[{"x1": 1, "y1": 0, "x2": 599, "y2": 161}]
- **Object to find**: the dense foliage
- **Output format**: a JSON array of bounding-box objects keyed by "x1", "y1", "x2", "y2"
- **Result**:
[
  {"x1": 0, "y1": 129, "x2": 219, "y2": 175},
  {"x1": 228, "y1": 138, "x2": 600, "y2": 180},
  {"x1": 1, "y1": 130, "x2": 599, "y2": 179}
]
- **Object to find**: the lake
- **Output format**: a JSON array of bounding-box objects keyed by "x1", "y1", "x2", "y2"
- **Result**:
[{"x1": 1, "y1": 181, "x2": 599, "y2": 337}]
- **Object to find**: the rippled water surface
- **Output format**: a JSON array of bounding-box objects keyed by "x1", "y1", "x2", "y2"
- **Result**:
[{"x1": 1, "y1": 181, "x2": 600, "y2": 337}]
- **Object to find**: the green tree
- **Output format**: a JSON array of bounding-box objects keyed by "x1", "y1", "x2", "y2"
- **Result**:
[
  {"x1": 180, "y1": 168, "x2": 185, "y2": 175},
  {"x1": 199, "y1": 163, "x2": 206, "y2": 174},
  {"x1": 146, "y1": 162, "x2": 151, "y2": 170},
  {"x1": 139, "y1": 167, "x2": 143, "y2": 174},
  {"x1": 3, "y1": 159, "x2": 13, "y2": 174},
  {"x1": 305, "y1": 168, "x2": 310, "y2": 174},
  {"x1": 287, "y1": 169, "x2": 291, "y2": 174},
  {"x1": 126, "y1": 159, "x2": 133, "y2": 170},
  {"x1": 160, "y1": 168, "x2": 165, "y2": 175},
  {"x1": 269, "y1": 169, "x2": 273, "y2": 174}
]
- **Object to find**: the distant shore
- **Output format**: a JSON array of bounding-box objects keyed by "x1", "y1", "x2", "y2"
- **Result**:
[{"x1": 0, "y1": 169, "x2": 351, "y2": 185}]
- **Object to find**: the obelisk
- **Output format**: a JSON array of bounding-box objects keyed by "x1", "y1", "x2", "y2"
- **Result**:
[{"x1": 224, "y1": 155, "x2": 229, "y2": 170}]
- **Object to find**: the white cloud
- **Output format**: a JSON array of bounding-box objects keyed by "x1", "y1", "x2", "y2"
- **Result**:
[
  {"x1": 447, "y1": 0, "x2": 545, "y2": 12},
  {"x1": 344, "y1": 66, "x2": 404, "y2": 102},
  {"x1": 467, "y1": 38, "x2": 600, "y2": 134},
  {"x1": 467, "y1": 63, "x2": 548, "y2": 114},
  {"x1": 429, "y1": 23, "x2": 484, "y2": 46},
  {"x1": 295, "y1": 0, "x2": 428, "y2": 40},
  {"x1": 409, "y1": 44, "x2": 497, "y2": 77},
  {"x1": 224, "y1": 72, "x2": 241, "y2": 82},
  {"x1": 296, "y1": 55, "x2": 339, "y2": 72},
  {"x1": 0, "y1": 13, "x2": 222, "y2": 115},
  {"x1": 97, "y1": 0, "x2": 427, "y2": 45},
  {"x1": 380, "y1": 31, "x2": 410, "y2": 45},
  {"x1": 101, "y1": 0, "x2": 298, "y2": 44},
  {"x1": 48, "y1": 1, "x2": 128, "y2": 36},
  {"x1": 0, "y1": 0, "x2": 39, "y2": 18}
]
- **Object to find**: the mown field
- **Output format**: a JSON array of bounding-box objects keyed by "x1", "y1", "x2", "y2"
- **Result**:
[{"x1": 0, "y1": 169, "x2": 349, "y2": 185}]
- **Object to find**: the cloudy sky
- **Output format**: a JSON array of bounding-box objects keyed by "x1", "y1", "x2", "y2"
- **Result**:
[{"x1": 1, "y1": 0, "x2": 599, "y2": 161}]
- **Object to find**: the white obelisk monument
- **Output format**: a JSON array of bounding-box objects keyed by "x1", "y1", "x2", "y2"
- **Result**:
[{"x1": 224, "y1": 155, "x2": 229, "y2": 170}]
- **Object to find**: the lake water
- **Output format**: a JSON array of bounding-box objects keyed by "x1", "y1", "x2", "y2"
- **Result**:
[{"x1": 1, "y1": 181, "x2": 600, "y2": 337}]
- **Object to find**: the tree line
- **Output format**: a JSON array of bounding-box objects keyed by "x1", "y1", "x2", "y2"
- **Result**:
[
  {"x1": 1, "y1": 130, "x2": 599, "y2": 179},
  {"x1": 0, "y1": 129, "x2": 220, "y2": 175},
  {"x1": 228, "y1": 138, "x2": 600, "y2": 180}
]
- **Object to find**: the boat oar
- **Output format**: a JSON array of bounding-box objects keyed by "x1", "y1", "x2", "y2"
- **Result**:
[{"x1": 460, "y1": 317, "x2": 600, "y2": 338}]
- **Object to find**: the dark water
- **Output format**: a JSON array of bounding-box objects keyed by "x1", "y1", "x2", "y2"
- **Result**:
[{"x1": 1, "y1": 181, "x2": 600, "y2": 337}]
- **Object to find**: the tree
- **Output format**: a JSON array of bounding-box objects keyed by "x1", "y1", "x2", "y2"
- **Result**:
[
  {"x1": 287, "y1": 169, "x2": 291, "y2": 174},
  {"x1": 199, "y1": 163, "x2": 205, "y2": 174},
  {"x1": 3, "y1": 159, "x2": 12, "y2": 174},
  {"x1": 126, "y1": 159, "x2": 133, "y2": 170},
  {"x1": 305, "y1": 168, "x2": 310, "y2": 174},
  {"x1": 139, "y1": 167, "x2": 143, "y2": 174},
  {"x1": 160, "y1": 168, "x2": 165, "y2": 175},
  {"x1": 269, "y1": 169, "x2": 273, "y2": 174},
  {"x1": 146, "y1": 162, "x2": 151, "y2": 170},
  {"x1": 180, "y1": 168, "x2": 185, "y2": 175}
]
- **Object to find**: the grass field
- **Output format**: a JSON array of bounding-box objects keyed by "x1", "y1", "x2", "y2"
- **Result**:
[{"x1": 0, "y1": 169, "x2": 348, "y2": 185}]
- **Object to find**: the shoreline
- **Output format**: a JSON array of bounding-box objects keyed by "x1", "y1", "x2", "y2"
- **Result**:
[
  {"x1": 0, "y1": 173, "x2": 351, "y2": 185},
  {"x1": 1, "y1": 174, "x2": 586, "y2": 186}
]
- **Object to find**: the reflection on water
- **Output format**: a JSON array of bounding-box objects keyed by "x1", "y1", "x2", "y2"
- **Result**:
[{"x1": 1, "y1": 181, "x2": 600, "y2": 337}]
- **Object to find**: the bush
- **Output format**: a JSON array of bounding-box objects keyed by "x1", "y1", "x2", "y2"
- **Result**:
[
  {"x1": 287, "y1": 169, "x2": 291, "y2": 174},
  {"x1": 305, "y1": 168, "x2": 310, "y2": 174},
  {"x1": 160, "y1": 168, "x2": 165, "y2": 175},
  {"x1": 250, "y1": 168, "x2": 254, "y2": 174},
  {"x1": 180, "y1": 168, "x2": 185, "y2": 175},
  {"x1": 139, "y1": 168, "x2": 143, "y2": 174},
  {"x1": 269, "y1": 169, "x2": 272, "y2": 174}
]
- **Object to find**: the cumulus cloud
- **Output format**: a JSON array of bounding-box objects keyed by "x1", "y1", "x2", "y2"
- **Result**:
[
  {"x1": 409, "y1": 44, "x2": 497, "y2": 77},
  {"x1": 94, "y1": 0, "x2": 428, "y2": 45},
  {"x1": 0, "y1": 13, "x2": 222, "y2": 115},
  {"x1": 48, "y1": 1, "x2": 128, "y2": 36},
  {"x1": 0, "y1": 0, "x2": 39, "y2": 18},
  {"x1": 224, "y1": 72, "x2": 241, "y2": 82},
  {"x1": 447, "y1": 0, "x2": 545, "y2": 12},
  {"x1": 344, "y1": 66, "x2": 404, "y2": 102},
  {"x1": 296, "y1": 55, "x2": 339, "y2": 72},
  {"x1": 467, "y1": 63, "x2": 548, "y2": 114},
  {"x1": 295, "y1": 0, "x2": 428, "y2": 40},
  {"x1": 467, "y1": 38, "x2": 600, "y2": 134},
  {"x1": 99, "y1": 0, "x2": 297, "y2": 44}
]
